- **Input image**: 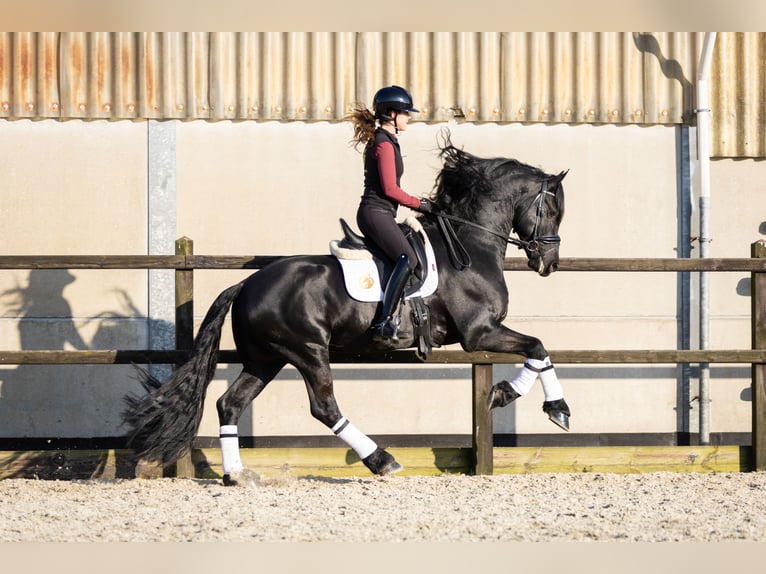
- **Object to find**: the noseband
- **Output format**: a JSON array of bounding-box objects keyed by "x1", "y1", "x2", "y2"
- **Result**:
[{"x1": 431, "y1": 179, "x2": 561, "y2": 270}]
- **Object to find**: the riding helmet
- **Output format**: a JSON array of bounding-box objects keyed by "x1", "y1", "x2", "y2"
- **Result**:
[{"x1": 373, "y1": 85, "x2": 419, "y2": 119}]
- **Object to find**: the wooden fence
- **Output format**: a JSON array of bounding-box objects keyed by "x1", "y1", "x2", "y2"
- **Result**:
[{"x1": 1, "y1": 237, "x2": 765, "y2": 475}]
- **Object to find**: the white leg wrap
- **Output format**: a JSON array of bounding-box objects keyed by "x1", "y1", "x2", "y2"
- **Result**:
[
  {"x1": 219, "y1": 425, "x2": 244, "y2": 475},
  {"x1": 538, "y1": 356, "x2": 564, "y2": 402},
  {"x1": 331, "y1": 417, "x2": 378, "y2": 460},
  {"x1": 509, "y1": 357, "x2": 546, "y2": 396}
]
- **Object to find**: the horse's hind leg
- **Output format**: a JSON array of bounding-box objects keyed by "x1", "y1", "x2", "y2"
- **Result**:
[
  {"x1": 296, "y1": 351, "x2": 402, "y2": 476},
  {"x1": 216, "y1": 361, "x2": 284, "y2": 486}
]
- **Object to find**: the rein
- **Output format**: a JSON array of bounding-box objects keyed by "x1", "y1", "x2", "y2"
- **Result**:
[{"x1": 431, "y1": 179, "x2": 561, "y2": 270}]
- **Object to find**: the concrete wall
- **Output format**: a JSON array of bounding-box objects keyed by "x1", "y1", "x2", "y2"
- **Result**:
[{"x1": 0, "y1": 118, "x2": 762, "y2": 442}]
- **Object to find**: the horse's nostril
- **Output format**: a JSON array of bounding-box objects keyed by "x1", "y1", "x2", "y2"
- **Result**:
[{"x1": 550, "y1": 262, "x2": 559, "y2": 273}]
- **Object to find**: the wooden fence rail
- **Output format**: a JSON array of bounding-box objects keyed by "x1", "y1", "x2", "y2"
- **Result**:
[
  {"x1": 1, "y1": 255, "x2": 765, "y2": 271},
  {"x1": 1, "y1": 237, "x2": 765, "y2": 474}
]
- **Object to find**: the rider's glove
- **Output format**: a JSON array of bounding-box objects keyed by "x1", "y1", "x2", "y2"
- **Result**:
[{"x1": 417, "y1": 198, "x2": 440, "y2": 214}]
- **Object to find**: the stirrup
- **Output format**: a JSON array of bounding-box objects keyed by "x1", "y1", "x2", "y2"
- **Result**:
[{"x1": 371, "y1": 317, "x2": 409, "y2": 343}]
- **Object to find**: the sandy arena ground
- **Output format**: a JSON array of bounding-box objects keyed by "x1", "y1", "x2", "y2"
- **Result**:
[{"x1": 2, "y1": 471, "x2": 766, "y2": 542}]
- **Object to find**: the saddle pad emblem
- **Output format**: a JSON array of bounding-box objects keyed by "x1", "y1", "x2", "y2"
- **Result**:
[{"x1": 359, "y1": 273, "x2": 376, "y2": 291}]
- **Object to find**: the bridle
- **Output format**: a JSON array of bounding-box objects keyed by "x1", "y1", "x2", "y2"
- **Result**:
[
  {"x1": 431, "y1": 178, "x2": 561, "y2": 270},
  {"x1": 512, "y1": 178, "x2": 562, "y2": 252}
]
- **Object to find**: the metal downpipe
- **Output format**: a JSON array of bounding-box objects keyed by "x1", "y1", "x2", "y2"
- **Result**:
[{"x1": 697, "y1": 32, "x2": 717, "y2": 445}]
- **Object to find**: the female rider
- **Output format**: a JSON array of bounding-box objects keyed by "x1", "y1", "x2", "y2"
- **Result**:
[{"x1": 346, "y1": 85, "x2": 436, "y2": 343}]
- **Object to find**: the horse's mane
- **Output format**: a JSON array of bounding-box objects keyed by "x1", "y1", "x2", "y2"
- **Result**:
[{"x1": 432, "y1": 130, "x2": 550, "y2": 221}]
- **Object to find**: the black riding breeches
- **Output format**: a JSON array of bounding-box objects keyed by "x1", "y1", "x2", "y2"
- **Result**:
[{"x1": 356, "y1": 205, "x2": 417, "y2": 272}]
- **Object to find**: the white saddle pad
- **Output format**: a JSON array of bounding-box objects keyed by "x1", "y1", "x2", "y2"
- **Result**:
[{"x1": 329, "y1": 216, "x2": 439, "y2": 303}]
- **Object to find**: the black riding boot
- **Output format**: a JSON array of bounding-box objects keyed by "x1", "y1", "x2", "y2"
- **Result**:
[{"x1": 371, "y1": 254, "x2": 412, "y2": 343}]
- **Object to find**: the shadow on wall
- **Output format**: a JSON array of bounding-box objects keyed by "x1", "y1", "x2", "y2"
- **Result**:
[
  {"x1": 736, "y1": 221, "x2": 766, "y2": 348},
  {"x1": 632, "y1": 32, "x2": 695, "y2": 124},
  {"x1": 0, "y1": 270, "x2": 173, "y2": 479},
  {"x1": 735, "y1": 222, "x2": 766, "y2": 296}
]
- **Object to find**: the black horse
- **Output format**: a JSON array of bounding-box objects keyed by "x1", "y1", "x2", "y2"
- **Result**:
[{"x1": 123, "y1": 134, "x2": 570, "y2": 484}]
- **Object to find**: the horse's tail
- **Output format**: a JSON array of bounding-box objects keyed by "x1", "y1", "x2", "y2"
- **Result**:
[{"x1": 122, "y1": 281, "x2": 246, "y2": 465}]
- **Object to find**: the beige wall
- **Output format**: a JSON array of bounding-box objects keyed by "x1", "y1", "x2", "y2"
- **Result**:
[
  {"x1": 0, "y1": 119, "x2": 150, "y2": 436},
  {"x1": 0, "y1": 118, "x2": 762, "y2": 440}
]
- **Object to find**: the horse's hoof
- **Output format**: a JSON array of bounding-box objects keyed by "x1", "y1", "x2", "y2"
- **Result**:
[
  {"x1": 542, "y1": 398, "x2": 571, "y2": 431},
  {"x1": 486, "y1": 380, "x2": 521, "y2": 410},
  {"x1": 486, "y1": 386, "x2": 501, "y2": 410},
  {"x1": 222, "y1": 468, "x2": 262, "y2": 487},
  {"x1": 362, "y1": 447, "x2": 403, "y2": 476},
  {"x1": 547, "y1": 411, "x2": 570, "y2": 431},
  {"x1": 380, "y1": 460, "x2": 404, "y2": 476}
]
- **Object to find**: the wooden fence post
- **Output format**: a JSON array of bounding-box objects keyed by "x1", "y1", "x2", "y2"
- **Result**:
[
  {"x1": 472, "y1": 364, "x2": 494, "y2": 475},
  {"x1": 752, "y1": 240, "x2": 766, "y2": 471},
  {"x1": 167, "y1": 236, "x2": 195, "y2": 478},
  {"x1": 175, "y1": 237, "x2": 195, "y2": 351}
]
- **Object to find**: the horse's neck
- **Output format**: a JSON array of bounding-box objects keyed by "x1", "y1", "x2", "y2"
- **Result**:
[
  {"x1": 469, "y1": 203, "x2": 515, "y2": 257},
  {"x1": 462, "y1": 190, "x2": 535, "y2": 271},
  {"x1": 427, "y1": 216, "x2": 508, "y2": 274}
]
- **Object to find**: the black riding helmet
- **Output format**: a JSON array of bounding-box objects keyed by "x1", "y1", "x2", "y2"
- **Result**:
[{"x1": 373, "y1": 85, "x2": 419, "y2": 121}]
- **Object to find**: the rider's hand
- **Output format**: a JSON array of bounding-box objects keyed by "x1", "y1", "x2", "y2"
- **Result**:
[{"x1": 417, "y1": 198, "x2": 440, "y2": 214}]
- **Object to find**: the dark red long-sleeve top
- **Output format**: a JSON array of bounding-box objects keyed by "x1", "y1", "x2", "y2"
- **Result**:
[{"x1": 361, "y1": 129, "x2": 421, "y2": 211}]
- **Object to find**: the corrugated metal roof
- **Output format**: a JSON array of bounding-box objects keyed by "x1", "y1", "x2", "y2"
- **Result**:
[
  {"x1": 0, "y1": 32, "x2": 763, "y2": 157},
  {"x1": 711, "y1": 32, "x2": 766, "y2": 158}
]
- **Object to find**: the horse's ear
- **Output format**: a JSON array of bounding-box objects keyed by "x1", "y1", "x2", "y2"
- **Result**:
[{"x1": 551, "y1": 169, "x2": 569, "y2": 186}]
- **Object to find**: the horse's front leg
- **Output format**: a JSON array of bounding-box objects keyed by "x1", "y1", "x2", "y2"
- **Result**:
[{"x1": 468, "y1": 324, "x2": 571, "y2": 431}]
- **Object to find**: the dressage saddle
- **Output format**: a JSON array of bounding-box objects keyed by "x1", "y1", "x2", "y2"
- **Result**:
[
  {"x1": 337, "y1": 218, "x2": 428, "y2": 294},
  {"x1": 337, "y1": 218, "x2": 433, "y2": 356}
]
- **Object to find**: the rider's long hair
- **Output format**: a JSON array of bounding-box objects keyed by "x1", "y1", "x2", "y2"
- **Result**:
[{"x1": 344, "y1": 103, "x2": 377, "y2": 151}]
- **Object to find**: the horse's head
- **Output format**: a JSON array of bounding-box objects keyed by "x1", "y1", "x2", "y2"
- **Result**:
[
  {"x1": 512, "y1": 169, "x2": 567, "y2": 277},
  {"x1": 432, "y1": 130, "x2": 567, "y2": 277}
]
